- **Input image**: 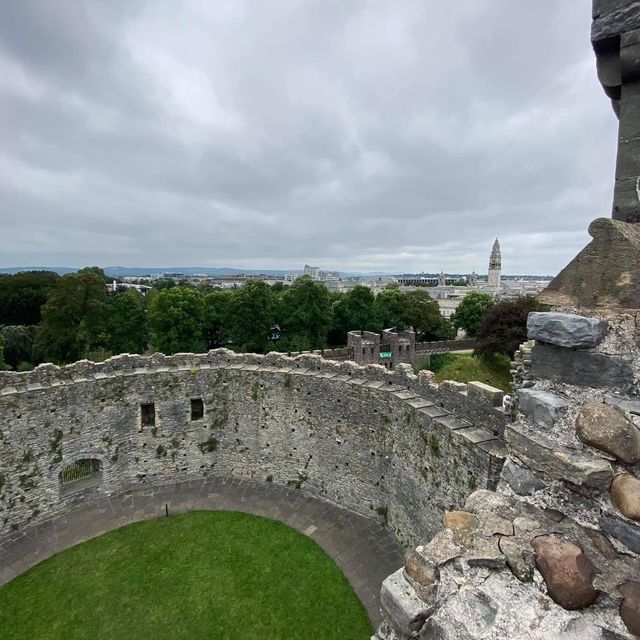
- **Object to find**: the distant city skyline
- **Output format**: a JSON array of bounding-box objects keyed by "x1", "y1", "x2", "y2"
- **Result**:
[{"x1": 1, "y1": 2, "x2": 615, "y2": 274}]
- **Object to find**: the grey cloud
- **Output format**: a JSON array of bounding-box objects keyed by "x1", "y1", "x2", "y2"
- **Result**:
[{"x1": 0, "y1": 0, "x2": 618, "y2": 274}]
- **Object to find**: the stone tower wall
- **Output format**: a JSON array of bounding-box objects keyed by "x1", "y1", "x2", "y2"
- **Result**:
[{"x1": 0, "y1": 350, "x2": 507, "y2": 550}]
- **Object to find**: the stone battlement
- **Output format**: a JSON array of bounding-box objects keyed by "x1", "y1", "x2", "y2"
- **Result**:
[{"x1": 0, "y1": 348, "x2": 507, "y2": 558}]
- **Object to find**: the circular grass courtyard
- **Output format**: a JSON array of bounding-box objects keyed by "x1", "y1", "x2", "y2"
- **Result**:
[{"x1": 0, "y1": 511, "x2": 373, "y2": 640}]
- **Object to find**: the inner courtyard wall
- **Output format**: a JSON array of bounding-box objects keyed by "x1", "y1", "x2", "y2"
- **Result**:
[{"x1": 0, "y1": 350, "x2": 507, "y2": 549}]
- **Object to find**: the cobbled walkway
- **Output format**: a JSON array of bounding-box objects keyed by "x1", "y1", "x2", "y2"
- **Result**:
[{"x1": 0, "y1": 476, "x2": 404, "y2": 626}]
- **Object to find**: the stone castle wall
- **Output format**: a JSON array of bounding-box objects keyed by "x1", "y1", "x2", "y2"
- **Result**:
[
  {"x1": 374, "y1": 310, "x2": 640, "y2": 639},
  {"x1": 0, "y1": 350, "x2": 507, "y2": 549}
]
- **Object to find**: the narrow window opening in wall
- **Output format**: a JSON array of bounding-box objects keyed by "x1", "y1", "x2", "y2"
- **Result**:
[
  {"x1": 141, "y1": 403, "x2": 155, "y2": 427},
  {"x1": 191, "y1": 398, "x2": 204, "y2": 421}
]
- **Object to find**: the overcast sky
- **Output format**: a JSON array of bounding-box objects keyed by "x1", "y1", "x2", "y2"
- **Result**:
[{"x1": 0, "y1": 1, "x2": 618, "y2": 275}]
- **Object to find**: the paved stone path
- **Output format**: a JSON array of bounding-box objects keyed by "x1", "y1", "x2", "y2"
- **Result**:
[{"x1": 0, "y1": 476, "x2": 404, "y2": 626}]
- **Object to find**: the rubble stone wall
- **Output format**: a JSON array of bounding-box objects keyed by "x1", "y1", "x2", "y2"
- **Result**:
[
  {"x1": 0, "y1": 350, "x2": 507, "y2": 549},
  {"x1": 373, "y1": 310, "x2": 640, "y2": 639}
]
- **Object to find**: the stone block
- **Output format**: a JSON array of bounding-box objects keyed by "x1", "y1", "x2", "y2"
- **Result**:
[
  {"x1": 604, "y1": 392, "x2": 640, "y2": 415},
  {"x1": 600, "y1": 509, "x2": 640, "y2": 554},
  {"x1": 440, "y1": 380, "x2": 467, "y2": 393},
  {"x1": 527, "y1": 312, "x2": 607, "y2": 348},
  {"x1": 531, "y1": 344, "x2": 634, "y2": 390},
  {"x1": 467, "y1": 381, "x2": 503, "y2": 407},
  {"x1": 380, "y1": 568, "x2": 431, "y2": 638},
  {"x1": 500, "y1": 458, "x2": 545, "y2": 496},
  {"x1": 592, "y1": 1, "x2": 640, "y2": 42},
  {"x1": 518, "y1": 389, "x2": 570, "y2": 429},
  {"x1": 505, "y1": 424, "x2": 612, "y2": 491},
  {"x1": 618, "y1": 77, "x2": 640, "y2": 139}
]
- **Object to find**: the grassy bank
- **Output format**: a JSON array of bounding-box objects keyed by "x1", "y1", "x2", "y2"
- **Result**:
[{"x1": 418, "y1": 352, "x2": 511, "y2": 392}]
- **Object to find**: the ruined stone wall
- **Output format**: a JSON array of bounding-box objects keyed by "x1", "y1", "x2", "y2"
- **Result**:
[
  {"x1": 0, "y1": 350, "x2": 507, "y2": 549},
  {"x1": 374, "y1": 310, "x2": 640, "y2": 639}
]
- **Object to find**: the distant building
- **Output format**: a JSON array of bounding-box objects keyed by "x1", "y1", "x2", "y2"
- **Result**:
[
  {"x1": 303, "y1": 264, "x2": 320, "y2": 279},
  {"x1": 107, "y1": 281, "x2": 151, "y2": 295},
  {"x1": 487, "y1": 238, "x2": 502, "y2": 288},
  {"x1": 396, "y1": 239, "x2": 549, "y2": 320}
]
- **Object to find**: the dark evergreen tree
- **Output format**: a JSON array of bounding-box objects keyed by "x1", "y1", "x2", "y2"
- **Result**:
[{"x1": 474, "y1": 296, "x2": 545, "y2": 357}]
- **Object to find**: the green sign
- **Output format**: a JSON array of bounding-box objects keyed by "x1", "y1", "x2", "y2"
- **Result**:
[{"x1": 380, "y1": 352, "x2": 392, "y2": 359}]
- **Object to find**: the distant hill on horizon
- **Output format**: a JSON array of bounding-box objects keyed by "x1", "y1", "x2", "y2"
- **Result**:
[{"x1": 0, "y1": 266, "x2": 555, "y2": 279}]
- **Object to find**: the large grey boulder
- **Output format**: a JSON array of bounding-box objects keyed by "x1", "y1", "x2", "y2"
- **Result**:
[
  {"x1": 518, "y1": 389, "x2": 570, "y2": 429},
  {"x1": 527, "y1": 312, "x2": 608, "y2": 348},
  {"x1": 420, "y1": 589, "x2": 498, "y2": 639},
  {"x1": 576, "y1": 401, "x2": 640, "y2": 463}
]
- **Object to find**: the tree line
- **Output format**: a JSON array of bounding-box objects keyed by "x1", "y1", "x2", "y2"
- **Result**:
[
  {"x1": 0, "y1": 269, "x2": 543, "y2": 370},
  {"x1": 0, "y1": 268, "x2": 461, "y2": 368}
]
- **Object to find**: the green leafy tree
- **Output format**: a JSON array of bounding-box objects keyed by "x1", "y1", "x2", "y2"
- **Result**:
[
  {"x1": 276, "y1": 276, "x2": 333, "y2": 351},
  {"x1": 475, "y1": 296, "x2": 546, "y2": 358},
  {"x1": 148, "y1": 286, "x2": 206, "y2": 354},
  {"x1": 0, "y1": 331, "x2": 7, "y2": 370},
  {"x1": 0, "y1": 270, "x2": 60, "y2": 325},
  {"x1": 0, "y1": 325, "x2": 38, "y2": 369},
  {"x1": 402, "y1": 290, "x2": 454, "y2": 341},
  {"x1": 152, "y1": 279, "x2": 177, "y2": 290},
  {"x1": 451, "y1": 292, "x2": 494, "y2": 337},
  {"x1": 35, "y1": 268, "x2": 111, "y2": 364},
  {"x1": 227, "y1": 281, "x2": 275, "y2": 353},
  {"x1": 374, "y1": 288, "x2": 408, "y2": 330},
  {"x1": 109, "y1": 289, "x2": 149, "y2": 355},
  {"x1": 329, "y1": 286, "x2": 381, "y2": 345},
  {"x1": 204, "y1": 289, "x2": 233, "y2": 349}
]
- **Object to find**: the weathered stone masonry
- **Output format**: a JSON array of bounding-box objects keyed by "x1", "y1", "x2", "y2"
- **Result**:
[{"x1": 0, "y1": 350, "x2": 507, "y2": 552}]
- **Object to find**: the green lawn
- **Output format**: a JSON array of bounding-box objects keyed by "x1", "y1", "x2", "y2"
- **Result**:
[
  {"x1": 0, "y1": 511, "x2": 372, "y2": 640},
  {"x1": 420, "y1": 352, "x2": 512, "y2": 392}
]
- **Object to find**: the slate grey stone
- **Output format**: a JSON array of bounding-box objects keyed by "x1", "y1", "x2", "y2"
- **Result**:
[
  {"x1": 603, "y1": 392, "x2": 640, "y2": 416},
  {"x1": 531, "y1": 344, "x2": 634, "y2": 390},
  {"x1": 600, "y1": 510, "x2": 640, "y2": 554},
  {"x1": 527, "y1": 312, "x2": 608, "y2": 349},
  {"x1": 500, "y1": 458, "x2": 545, "y2": 496},
  {"x1": 380, "y1": 568, "x2": 431, "y2": 638},
  {"x1": 505, "y1": 424, "x2": 612, "y2": 491},
  {"x1": 518, "y1": 389, "x2": 570, "y2": 429},
  {"x1": 498, "y1": 537, "x2": 534, "y2": 582},
  {"x1": 592, "y1": 1, "x2": 640, "y2": 42}
]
